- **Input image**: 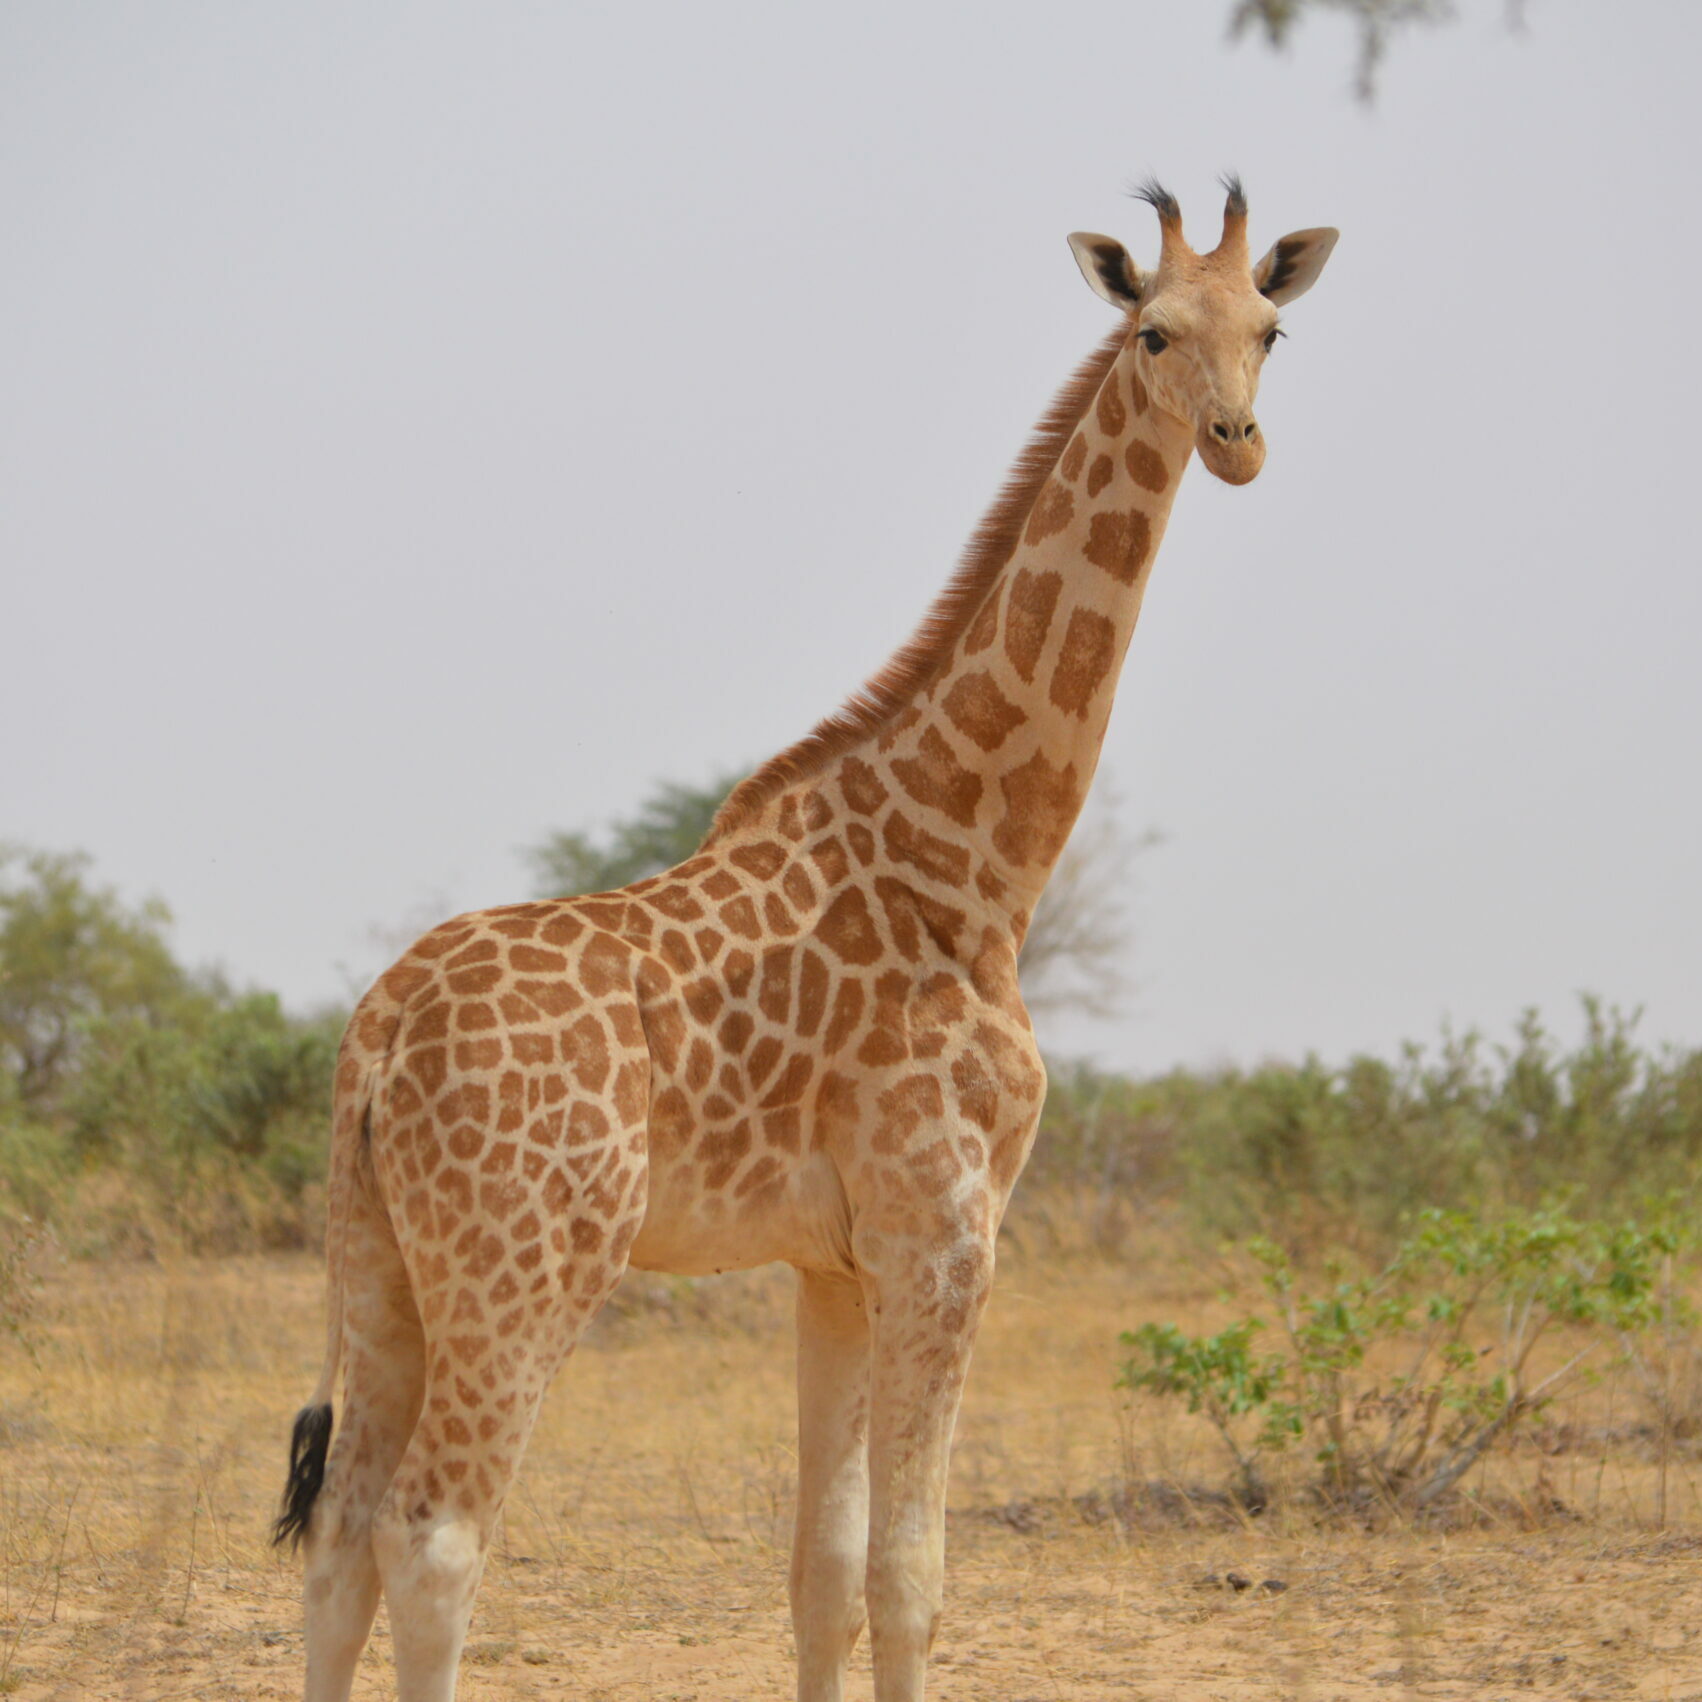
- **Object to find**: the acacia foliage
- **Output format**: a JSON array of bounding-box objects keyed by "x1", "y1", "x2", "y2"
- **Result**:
[
  {"x1": 1022, "y1": 1002, "x2": 1702, "y2": 1256},
  {"x1": 0, "y1": 846, "x2": 342, "y2": 1253}
]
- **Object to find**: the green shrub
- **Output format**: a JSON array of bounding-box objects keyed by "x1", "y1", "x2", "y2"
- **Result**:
[
  {"x1": 54, "y1": 993, "x2": 342, "y2": 1250},
  {"x1": 1120, "y1": 1204, "x2": 1693, "y2": 1512},
  {"x1": 1058, "y1": 999, "x2": 1702, "y2": 1254}
]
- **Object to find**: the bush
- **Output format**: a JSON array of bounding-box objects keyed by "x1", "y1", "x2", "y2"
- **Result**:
[
  {"x1": 1039, "y1": 1000, "x2": 1702, "y2": 1255},
  {"x1": 48, "y1": 993, "x2": 343, "y2": 1251},
  {"x1": 1120, "y1": 1204, "x2": 1693, "y2": 1513}
]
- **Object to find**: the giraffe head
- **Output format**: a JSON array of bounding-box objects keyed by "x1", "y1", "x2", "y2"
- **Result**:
[{"x1": 1068, "y1": 179, "x2": 1337, "y2": 485}]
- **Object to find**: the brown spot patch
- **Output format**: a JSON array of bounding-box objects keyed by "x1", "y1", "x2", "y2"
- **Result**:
[
  {"x1": 1124, "y1": 439, "x2": 1168, "y2": 492},
  {"x1": 568, "y1": 1102, "x2": 609, "y2": 1145},
  {"x1": 412, "y1": 924, "x2": 475, "y2": 961},
  {"x1": 883, "y1": 809, "x2": 972, "y2": 888},
  {"x1": 683, "y1": 977, "x2": 725, "y2": 1024},
  {"x1": 719, "y1": 896, "x2": 761, "y2": 939},
  {"x1": 1048, "y1": 607, "x2": 1118, "y2": 719},
  {"x1": 579, "y1": 934, "x2": 631, "y2": 995},
  {"x1": 650, "y1": 1086, "x2": 693, "y2": 1159},
  {"x1": 648, "y1": 884, "x2": 706, "y2": 923},
  {"x1": 1083, "y1": 509, "x2": 1153, "y2": 585},
  {"x1": 613, "y1": 1059, "x2": 647, "y2": 1124},
  {"x1": 685, "y1": 1038, "x2": 714, "y2": 1092},
  {"x1": 872, "y1": 1072, "x2": 945, "y2": 1155},
  {"x1": 455, "y1": 1037, "x2": 505, "y2": 1071},
  {"x1": 758, "y1": 1052, "x2": 813, "y2": 1111},
  {"x1": 1086, "y1": 452, "x2": 1113, "y2": 498},
  {"x1": 562, "y1": 1014, "x2": 611, "y2": 1092},
  {"x1": 951, "y1": 1052, "x2": 999, "y2": 1132},
  {"x1": 730, "y1": 841, "x2": 787, "y2": 881},
  {"x1": 963, "y1": 595, "x2": 999, "y2": 656},
  {"x1": 1004, "y1": 567, "x2": 1062, "y2": 685},
  {"x1": 875, "y1": 877, "x2": 966, "y2": 963},
  {"x1": 659, "y1": 929, "x2": 696, "y2": 974},
  {"x1": 822, "y1": 978, "x2": 865, "y2": 1052},
  {"x1": 795, "y1": 949, "x2": 830, "y2": 1037},
  {"x1": 746, "y1": 1036, "x2": 782, "y2": 1090},
  {"x1": 514, "y1": 979, "x2": 581, "y2": 1018},
  {"x1": 991, "y1": 749, "x2": 1080, "y2": 869},
  {"x1": 1130, "y1": 370, "x2": 1150, "y2": 415},
  {"x1": 815, "y1": 887, "x2": 882, "y2": 966},
  {"x1": 1059, "y1": 431, "x2": 1088, "y2": 483},
  {"x1": 1096, "y1": 373, "x2": 1127, "y2": 438},
  {"x1": 782, "y1": 862, "x2": 816, "y2": 913},
  {"x1": 857, "y1": 969, "x2": 912, "y2": 1068},
  {"x1": 1022, "y1": 478, "x2": 1074, "y2": 547},
  {"x1": 509, "y1": 1031, "x2": 554, "y2": 1067},
  {"x1": 498, "y1": 990, "x2": 543, "y2": 1025},
  {"x1": 645, "y1": 1003, "x2": 686, "y2": 1073},
  {"x1": 382, "y1": 964, "x2": 432, "y2": 1002},
  {"x1": 891, "y1": 727, "x2": 982, "y2": 828},
  {"x1": 758, "y1": 945, "x2": 793, "y2": 1024},
  {"x1": 700, "y1": 1121, "x2": 752, "y2": 1191},
  {"x1": 724, "y1": 950, "x2": 755, "y2": 997},
  {"x1": 943, "y1": 671, "x2": 1025, "y2": 754},
  {"x1": 839, "y1": 757, "x2": 889, "y2": 816},
  {"x1": 412, "y1": 1045, "x2": 448, "y2": 1098},
  {"x1": 847, "y1": 822, "x2": 876, "y2": 866},
  {"x1": 510, "y1": 945, "x2": 567, "y2": 974},
  {"x1": 809, "y1": 836, "x2": 850, "y2": 887}
]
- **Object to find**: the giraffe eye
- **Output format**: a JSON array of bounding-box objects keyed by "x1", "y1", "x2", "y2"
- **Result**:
[
  {"x1": 1138, "y1": 328, "x2": 1168, "y2": 355},
  {"x1": 1263, "y1": 327, "x2": 1285, "y2": 353}
]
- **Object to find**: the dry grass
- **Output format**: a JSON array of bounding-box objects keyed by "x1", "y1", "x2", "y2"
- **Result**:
[{"x1": 1, "y1": 1220, "x2": 1699, "y2": 1700}]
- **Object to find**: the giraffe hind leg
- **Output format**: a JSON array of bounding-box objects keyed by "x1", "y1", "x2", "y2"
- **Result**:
[
  {"x1": 300, "y1": 1162, "x2": 428, "y2": 1702},
  {"x1": 371, "y1": 1101, "x2": 649, "y2": 1699}
]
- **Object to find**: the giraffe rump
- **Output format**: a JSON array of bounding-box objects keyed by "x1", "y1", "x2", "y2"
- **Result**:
[{"x1": 272, "y1": 1402, "x2": 334, "y2": 1551}]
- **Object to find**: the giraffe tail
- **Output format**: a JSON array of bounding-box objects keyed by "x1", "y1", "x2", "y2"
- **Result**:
[{"x1": 272, "y1": 1043, "x2": 374, "y2": 1551}]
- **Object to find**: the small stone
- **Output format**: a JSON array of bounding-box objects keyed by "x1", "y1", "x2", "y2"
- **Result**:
[
  {"x1": 1260, "y1": 1578, "x2": 1289, "y2": 1595},
  {"x1": 1226, "y1": 1572, "x2": 1252, "y2": 1592}
]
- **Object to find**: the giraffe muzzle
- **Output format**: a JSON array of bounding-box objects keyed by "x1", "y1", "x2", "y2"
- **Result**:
[{"x1": 1198, "y1": 416, "x2": 1266, "y2": 485}]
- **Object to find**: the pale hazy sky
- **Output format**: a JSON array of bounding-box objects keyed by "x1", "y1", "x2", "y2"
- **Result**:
[{"x1": 5, "y1": 1, "x2": 1699, "y2": 1073}]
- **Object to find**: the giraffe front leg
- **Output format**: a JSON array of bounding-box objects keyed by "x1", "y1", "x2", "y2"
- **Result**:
[
  {"x1": 860, "y1": 1230, "x2": 995, "y2": 1702},
  {"x1": 792, "y1": 1269, "x2": 872, "y2": 1702}
]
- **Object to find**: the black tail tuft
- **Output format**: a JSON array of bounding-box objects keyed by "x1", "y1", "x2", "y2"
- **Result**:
[{"x1": 272, "y1": 1403, "x2": 334, "y2": 1551}]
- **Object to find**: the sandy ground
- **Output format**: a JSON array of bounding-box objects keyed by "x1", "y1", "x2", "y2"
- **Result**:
[{"x1": 0, "y1": 1247, "x2": 1698, "y2": 1700}]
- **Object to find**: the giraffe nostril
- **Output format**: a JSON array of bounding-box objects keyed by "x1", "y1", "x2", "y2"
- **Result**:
[
  {"x1": 1211, "y1": 421, "x2": 1232, "y2": 443},
  {"x1": 1243, "y1": 421, "x2": 1258, "y2": 441}
]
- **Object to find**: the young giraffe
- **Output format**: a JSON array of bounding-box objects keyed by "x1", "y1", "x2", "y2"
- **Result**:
[{"x1": 276, "y1": 180, "x2": 1337, "y2": 1702}]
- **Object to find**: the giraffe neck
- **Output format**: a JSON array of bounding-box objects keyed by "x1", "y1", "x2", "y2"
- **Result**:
[{"x1": 827, "y1": 338, "x2": 1193, "y2": 941}]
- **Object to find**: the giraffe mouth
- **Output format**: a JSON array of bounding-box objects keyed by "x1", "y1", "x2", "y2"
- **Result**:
[{"x1": 1196, "y1": 430, "x2": 1266, "y2": 487}]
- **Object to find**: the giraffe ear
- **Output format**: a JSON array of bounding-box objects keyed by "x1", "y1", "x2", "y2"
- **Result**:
[
  {"x1": 1068, "y1": 233, "x2": 1149, "y2": 312},
  {"x1": 1253, "y1": 227, "x2": 1339, "y2": 305}
]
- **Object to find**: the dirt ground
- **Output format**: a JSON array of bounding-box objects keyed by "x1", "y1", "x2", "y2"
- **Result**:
[{"x1": 1, "y1": 1244, "x2": 1698, "y2": 1700}]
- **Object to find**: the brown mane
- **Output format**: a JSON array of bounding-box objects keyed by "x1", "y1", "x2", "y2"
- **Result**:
[{"x1": 702, "y1": 320, "x2": 1130, "y2": 846}]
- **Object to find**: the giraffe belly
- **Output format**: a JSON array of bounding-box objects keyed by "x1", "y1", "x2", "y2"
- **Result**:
[{"x1": 627, "y1": 1146, "x2": 853, "y2": 1278}]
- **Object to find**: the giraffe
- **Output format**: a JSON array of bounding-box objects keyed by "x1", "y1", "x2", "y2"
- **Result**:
[{"x1": 275, "y1": 179, "x2": 1337, "y2": 1702}]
